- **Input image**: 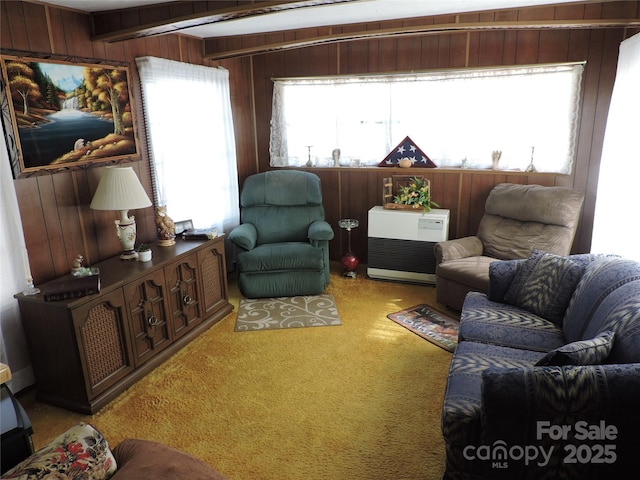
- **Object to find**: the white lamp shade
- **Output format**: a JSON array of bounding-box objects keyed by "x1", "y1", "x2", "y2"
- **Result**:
[{"x1": 90, "y1": 166, "x2": 152, "y2": 211}]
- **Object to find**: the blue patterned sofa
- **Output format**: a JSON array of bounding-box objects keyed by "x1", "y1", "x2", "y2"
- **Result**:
[{"x1": 441, "y1": 252, "x2": 640, "y2": 479}]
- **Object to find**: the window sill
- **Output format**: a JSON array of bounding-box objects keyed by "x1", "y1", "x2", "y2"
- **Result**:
[{"x1": 278, "y1": 165, "x2": 568, "y2": 175}]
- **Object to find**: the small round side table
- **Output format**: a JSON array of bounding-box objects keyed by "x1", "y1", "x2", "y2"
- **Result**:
[{"x1": 338, "y1": 218, "x2": 359, "y2": 278}]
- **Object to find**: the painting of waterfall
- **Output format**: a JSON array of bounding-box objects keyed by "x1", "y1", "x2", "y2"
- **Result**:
[{"x1": 1, "y1": 54, "x2": 140, "y2": 178}]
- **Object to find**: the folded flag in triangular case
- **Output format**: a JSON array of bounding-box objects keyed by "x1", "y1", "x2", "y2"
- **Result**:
[{"x1": 379, "y1": 136, "x2": 437, "y2": 168}]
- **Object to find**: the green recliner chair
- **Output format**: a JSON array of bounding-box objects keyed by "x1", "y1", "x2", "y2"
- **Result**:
[{"x1": 228, "y1": 170, "x2": 334, "y2": 298}]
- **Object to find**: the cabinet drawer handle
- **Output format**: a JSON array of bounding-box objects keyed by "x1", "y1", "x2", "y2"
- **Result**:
[
  {"x1": 183, "y1": 292, "x2": 193, "y2": 306},
  {"x1": 147, "y1": 314, "x2": 158, "y2": 327}
]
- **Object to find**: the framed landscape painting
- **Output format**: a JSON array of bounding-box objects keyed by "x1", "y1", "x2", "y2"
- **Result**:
[{"x1": 1, "y1": 53, "x2": 140, "y2": 178}]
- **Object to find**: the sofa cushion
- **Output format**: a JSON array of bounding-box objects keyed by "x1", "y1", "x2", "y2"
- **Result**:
[
  {"x1": 504, "y1": 250, "x2": 585, "y2": 325},
  {"x1": 483, "y1": 183, "x2": 584, "y2": 228},
  {"x1": 238, "y1": 269, "x2": 327, "y2": 298},
  {"x1": 488, "y1": 253, "x2": 608, "y2": 304},
  {"x1": 460, "y1": 292, "x2": 566, "y2": 352},
  {"x1": 1, "y1": 423, "x2": 116, "y2": 480},
  {"x1": 441, "y1": 341, "x2": 546, "y2": 447},
  {"x1": 479, "y1": 216, "x2": 577, "y2": 260},
  {"x1": 241, "y1": 170, "x2": 323, "y2": 207},
  {"x1": 599, "y1": 287, "x2": 640, "y2": 364},
  {"x1": 487, "y1": 258, "x2": 525, "y2": 302},
  {"x1": 479, "y1": 364, "x2": 640, "y2": 478},
  {"x1": 435, "y1": 256, "x2": 495, "y2": 291},
  {"x1": 563, "y1": 256, "x2": 640, "y2": 345},
  {"x1": 567, "y1": 277, "x2": 640, "y2": 364},
  {"x1": 112, "y1": 439, "x2": 227, "y2": 480},
  {"x1": 242, "y1": 205, "x2": 327, "y2": 245},
  {"x1": 535, "y1": 330, "x2": 615, "y2": 366},
  {"x1": 237, "y1": 242, "x2": 325, "y2": 272}
]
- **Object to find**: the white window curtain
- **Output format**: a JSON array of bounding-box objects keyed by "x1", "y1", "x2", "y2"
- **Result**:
[
  {"x1": 136, "y1": 57, "x2": 239, "y2": 234},
  {"x1": 270, "y1": 63, "x2": 583, "y2": 173},
  {"x1": 591, "y1": 33, "x2": 640, "y2": 261},
  {"x1": 0, "y1": 125, "x2": 35, "y2": 392}
]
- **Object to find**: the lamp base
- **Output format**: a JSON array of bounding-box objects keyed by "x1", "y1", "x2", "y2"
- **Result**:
[
  {"x1": 116, "y1": 214, "x2": 138, "y2": 261},
  {"x1": 120, "y1": 250, "x2": 138, "y2": 260}
]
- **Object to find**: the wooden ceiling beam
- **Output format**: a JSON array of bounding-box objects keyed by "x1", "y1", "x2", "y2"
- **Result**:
[
  {"x1": 203, "y1": 17, "x2": 640, "y2": 60},
  {"x1": 91, "y1": 0, "x2": 355, "y2": 42}
]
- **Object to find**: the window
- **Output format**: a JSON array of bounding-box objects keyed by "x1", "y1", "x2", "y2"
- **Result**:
[
  {"x1": 136, "y1": 56, "x2": 239, "y2": 233},
  {"x1": 270, "y1": 63, "x2": 584, "y2": 173}
]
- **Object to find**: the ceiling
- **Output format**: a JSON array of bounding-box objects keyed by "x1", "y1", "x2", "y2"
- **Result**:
[{"x1": 37, "y1": 0, "x2": 592, "y2": 38}]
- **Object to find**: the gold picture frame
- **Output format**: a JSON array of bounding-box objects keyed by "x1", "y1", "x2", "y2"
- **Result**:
[{"x1": 1, "y1": 50, "x2": 141, "y2": 178}]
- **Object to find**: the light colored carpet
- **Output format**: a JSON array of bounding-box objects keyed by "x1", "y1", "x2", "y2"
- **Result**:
[
  {"x1": 236, "y1": 294, "x2": 341, "y2": 331},
  {"x1": 19, "y1": 263, "x2": 457, "y2": 480}
]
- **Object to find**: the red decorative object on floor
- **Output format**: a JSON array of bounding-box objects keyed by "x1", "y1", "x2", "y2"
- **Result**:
[
  {"x1": 341, "y1": 252, "x2": 359, "y2": 274},
  {"x1": 338, "y1": 219, "x2": 359, "y2": 278}
]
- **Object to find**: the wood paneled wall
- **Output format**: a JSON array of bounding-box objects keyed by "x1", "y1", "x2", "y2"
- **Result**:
[
  {"x1": 1, "y1": 1, "x2": 253, "y2": 284},
  {"x1": 240, "y1": 2, "x2": 639, "y2": 262},
  {"x1": 2, "y1": 1, "x2": 639, "y2": 284}
]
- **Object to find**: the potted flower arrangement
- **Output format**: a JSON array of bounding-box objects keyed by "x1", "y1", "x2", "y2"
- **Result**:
[
  {"x1": 393, "y1": 176, "x2": 440, "y2": 212},
  {"x1": 136, "y1": 243, "x2": 152, "y2": 262}
]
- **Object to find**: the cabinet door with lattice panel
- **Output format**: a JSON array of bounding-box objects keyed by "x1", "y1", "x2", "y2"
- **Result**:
[
  {"x1": 124, "y1": 269, "x2": 172, "y2": 367},
  {"x1": 197, "y1": 240, "x2": 229, "y2": 320},
  {"x1": 164, "y1": 252, "x2": 203, "y2": 339},
  {"x1": 72, "y1": 289, "x2": 135, "y2": 400}
]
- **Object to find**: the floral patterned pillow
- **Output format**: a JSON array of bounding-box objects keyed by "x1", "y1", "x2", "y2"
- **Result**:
[{"x1": 2, "y1": 423, "x2": 117, "y2": 479}]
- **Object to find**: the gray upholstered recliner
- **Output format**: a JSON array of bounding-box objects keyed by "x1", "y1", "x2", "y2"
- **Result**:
[
  {"x1": 228, "y1": 170, "x2": 334, "y2": 298},
  {"x1": 434, "y1": 183, "x2": 584, "y2": 310}
]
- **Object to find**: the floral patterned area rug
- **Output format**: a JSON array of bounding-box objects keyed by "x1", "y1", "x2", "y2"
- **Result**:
[
  {"x1": 235, "y1": 294, "x2": 341, "y2": 331},
  {"x1": 387, "y1": 304, "x2": 459, "y2": 352}
]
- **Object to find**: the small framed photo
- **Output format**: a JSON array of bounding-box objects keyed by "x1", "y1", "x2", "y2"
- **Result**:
[{"x1": 174, "y1": 219, "x2": 194, "y2": 236}]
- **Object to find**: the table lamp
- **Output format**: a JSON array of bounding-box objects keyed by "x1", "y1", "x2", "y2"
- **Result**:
[{"x1": 90, "y1": 166, "x2": 152, "y2": 260}]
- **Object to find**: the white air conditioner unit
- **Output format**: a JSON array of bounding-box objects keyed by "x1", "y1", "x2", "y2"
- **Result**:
[{"x1": 367, "y1": 206, "x2": 449, "y2": 284}]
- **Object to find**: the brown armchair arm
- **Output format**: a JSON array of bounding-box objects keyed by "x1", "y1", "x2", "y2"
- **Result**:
[{"x1": 434, "y1": 236, "x2": 483, "y2": 265}]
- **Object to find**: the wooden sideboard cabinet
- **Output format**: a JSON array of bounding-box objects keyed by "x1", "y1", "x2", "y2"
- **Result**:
[{"x1": 14, "y1": 236, "x2": 232, "y2": 414}]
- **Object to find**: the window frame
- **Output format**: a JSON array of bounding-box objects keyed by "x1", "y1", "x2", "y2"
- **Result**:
[{"x1": 269, "y1": 62, "x2": 585, "y2": 174}]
